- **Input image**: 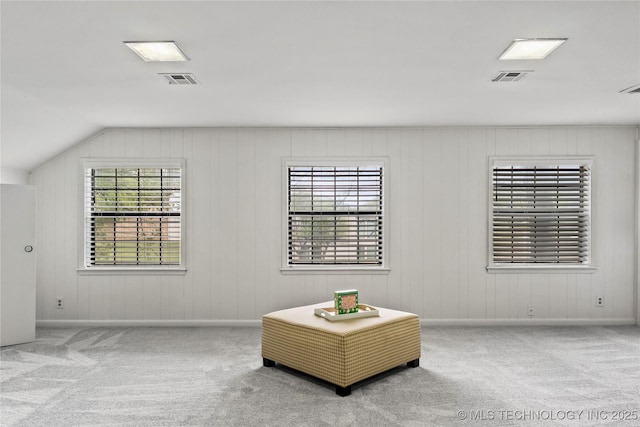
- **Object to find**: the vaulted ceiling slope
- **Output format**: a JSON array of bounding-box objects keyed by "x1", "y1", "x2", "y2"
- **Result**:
[{"x1": 1, "y1": 1, "x2": 639, "y2": 173}]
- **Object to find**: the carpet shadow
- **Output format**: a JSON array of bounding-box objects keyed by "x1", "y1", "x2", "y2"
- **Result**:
[
  {"x1": 208, "y1": 361, "x2": 474, "y2": 427},
  {"x1": 270, "y1": 362, "x2": 417, "y2": 395}
]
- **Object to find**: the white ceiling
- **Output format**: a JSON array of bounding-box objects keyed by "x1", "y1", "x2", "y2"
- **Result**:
[{"x1": 2, "y1": 1, "x2": 639, "y2": 172}]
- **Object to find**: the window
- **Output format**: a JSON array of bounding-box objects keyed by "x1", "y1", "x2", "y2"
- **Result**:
[
  {"x1": 285, "y1": 160, "x2": 386, "y2": 269},
  {"x1": 82, "y1": 159, "x2": 184, "y2": 270},
  {"x1": 489, "y1": 157, "x2": 592, "y2": 269}
]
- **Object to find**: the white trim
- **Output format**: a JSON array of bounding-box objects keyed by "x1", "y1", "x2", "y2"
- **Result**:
[
  {"x1": 487, "y1": 266, "x2": 597, "y2": 274},
  {"x1": 281, "y1": 157, "x2": 390, "y2": 272},
  {"x1": 487, "y1": 156, "x2": 594, "y2": 270},
  {"x1": 81, "y1": 158, "x2": 186, "y2": 169},
  {"x1": 419, "y1": 318, "x2": 637, "y2": 326},
  {"x1": 636, "y1": 127, "x2": 640, "y2": 326},
  {"x1": 77, "y1": 267, "x2": 187, "y2": 276},
  {"x1": 491, "y1": 156, "x2": 595, "y2": 167},
  {"x1": 280, "y1": 267, "x2": 391, "y2": 275},
  {"x1": 37, "y1": 319, "x2": 261, "y2": 328},
  {"x1": 35, "y1": 318, "x2": 636, "y2": 328},
  {"x1": 78, "y1": 158, "x2": 186, "y2": 273}
]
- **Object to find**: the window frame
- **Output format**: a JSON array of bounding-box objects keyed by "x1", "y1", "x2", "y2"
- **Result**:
[
  {"x1": 78, "y1": 158, "x2": 187, "y2": 275},
  {"x1": 487, "y1": 156, "x2": 596, "y2": 273},
  {"x1": 281, "y1": 158, "x2": 390, "y2": 274}
]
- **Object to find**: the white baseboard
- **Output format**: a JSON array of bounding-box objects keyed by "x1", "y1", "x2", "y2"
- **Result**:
[
  {"x1": 419, "y1": 318, "x2": 637, "y2": 326},
  {"x1": 37, "y1": 318, "x2": 636, "y2": 328},
  {"x1": 37, "y1": 319, "x2": 262, "y2": 328}
]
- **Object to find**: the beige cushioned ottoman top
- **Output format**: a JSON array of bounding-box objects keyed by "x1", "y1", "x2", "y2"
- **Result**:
[{"x1": 262, "y1": 302, "x2": 421, "y2": 388}]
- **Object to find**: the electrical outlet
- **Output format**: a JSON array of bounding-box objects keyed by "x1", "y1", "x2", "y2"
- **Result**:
[
  {"x1": 56, "y1": 297, "x2": 63, "y2": 309},
  {"x1": 527, "y1": 305, "x2": 534, "y2": 317},
  {"x1": 596, "y1": 296, "x2": 604, "y2": 307}
]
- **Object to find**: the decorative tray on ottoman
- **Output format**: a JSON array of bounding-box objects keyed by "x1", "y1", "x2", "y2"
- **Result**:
[{"x1": 314, "y1": 304, "x2": 379, "y2": 321}]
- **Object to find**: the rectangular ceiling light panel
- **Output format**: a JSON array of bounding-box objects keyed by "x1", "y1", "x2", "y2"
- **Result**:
[
  {"x1": 499, "y1": 38, "x2": 567, "y2": 60},
  {"x1": 124, "y1": 41, "x2": 189, "y2": 62}
]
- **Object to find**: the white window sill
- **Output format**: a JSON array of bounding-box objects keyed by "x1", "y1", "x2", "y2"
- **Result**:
[
  {"x1": 487, "y1": 265, "x2": 597, "y2": 274},
  {"x1": 78, "y1": 267, "x2": 187, "y2": 276},
  {"x1": 281, "y1": 267, "x2": 391, "y2": 275}
]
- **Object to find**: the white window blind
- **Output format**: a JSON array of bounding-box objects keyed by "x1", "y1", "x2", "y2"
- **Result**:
[
  {"x1": 491, "y1": 163, "x2": 591, "y2": 265},
  {"x1": 287, "y1": 165, "x2": 383, "y2": 266},
  {"x1": 84, "y1": 166, "x2": 182, "y2": 266}
]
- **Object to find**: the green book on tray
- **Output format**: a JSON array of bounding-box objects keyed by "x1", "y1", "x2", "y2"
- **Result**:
[{"x1": 334, "y1": 289, "x2": 359, "y2": 314}]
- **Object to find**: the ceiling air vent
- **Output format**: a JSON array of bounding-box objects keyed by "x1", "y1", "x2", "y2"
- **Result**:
[
  {"x1": 159, "y1": 73, "x2": 198, "y2": 85},
  {"x1": 492, "y1": 71, "x2": 532, "y2": 82},
  {"x1": 619, "y1": 84, "x2": 640, "y2": 94}
]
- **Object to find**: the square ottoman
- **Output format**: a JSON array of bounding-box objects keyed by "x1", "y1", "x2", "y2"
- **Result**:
[{"x1": 262, "y1": 301, "x2": 421, "y2": 396}]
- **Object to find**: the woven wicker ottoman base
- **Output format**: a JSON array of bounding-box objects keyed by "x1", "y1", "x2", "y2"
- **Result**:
[{"x1": 262, "y1": 302, "x2": 421, "y2": 396}]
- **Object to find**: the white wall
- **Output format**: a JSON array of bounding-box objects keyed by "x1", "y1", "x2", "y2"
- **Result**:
[
  {"x1": 30, "y1": 126, "x2": 637, "y2": 324},
  {"x1": 637, "y1": 130, "x2": 640, "y2": 326},
  {"x1": 1, "y1": 168, "x2": 30, "y2": 185}
]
